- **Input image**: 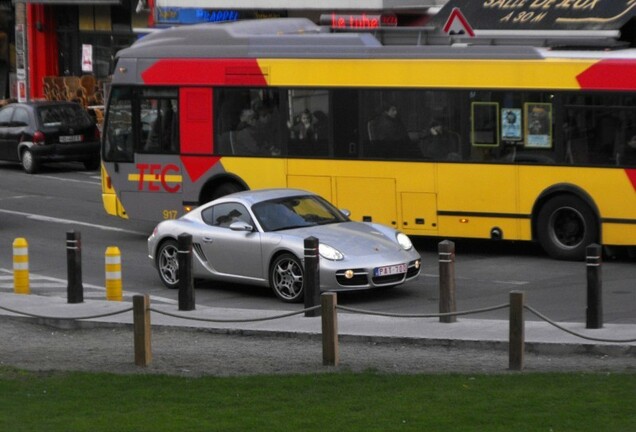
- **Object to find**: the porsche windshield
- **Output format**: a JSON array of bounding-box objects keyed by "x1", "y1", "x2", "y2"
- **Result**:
[{"x1": 253, "y1": 195, "x2": 349, "y2": 232}]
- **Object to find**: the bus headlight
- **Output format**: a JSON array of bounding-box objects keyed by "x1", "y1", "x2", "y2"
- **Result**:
[
  {"x1": 319, "y1": 243, "x2": 344, "y2": 261},
  {"x1": 396, "y1": 233, "x2": 413, "y2": 250}
]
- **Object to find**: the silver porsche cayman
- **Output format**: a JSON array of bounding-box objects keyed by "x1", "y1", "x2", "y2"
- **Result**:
[{"x1": 148, "y1": 188, "x2": 421, "y2": 303}]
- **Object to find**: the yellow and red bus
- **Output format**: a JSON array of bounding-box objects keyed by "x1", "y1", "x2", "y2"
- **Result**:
[{"x1": 101, "y1": 17, "x2": 636, "y2": 260}]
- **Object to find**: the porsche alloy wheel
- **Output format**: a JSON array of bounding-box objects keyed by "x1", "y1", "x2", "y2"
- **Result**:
[
  {"x1": 156, "y1": 239, "x2": 179, "y2": 289},
  {"x1": 270, "y1": 253, "x2": 304, "y2": 303}
]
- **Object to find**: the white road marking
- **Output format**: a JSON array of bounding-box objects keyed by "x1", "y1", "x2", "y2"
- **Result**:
[
  {"x1": 35, "y1": 174, "x2": 101, "y2": 186},
  {"x1": 0, "y1": 268, "x2": 177, "y2": 304},
  {"x1": 0, "y1": 208, "x2": 146, "y2": 235}
]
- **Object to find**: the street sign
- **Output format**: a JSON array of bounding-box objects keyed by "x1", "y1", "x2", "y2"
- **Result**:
[
  {"x1": 431, "y1": 0, "x2": 636, "y2": 31},
  {"x1": 442, "y1": 7, "x2": 475, "y2": 37}
]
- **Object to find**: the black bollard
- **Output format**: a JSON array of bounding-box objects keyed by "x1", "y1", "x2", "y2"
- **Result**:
[
  {"x1": 66, "y1": 230, "x2": 83, "y2": 304},
  {"x1": 178, "y1": 233, "x2": 195, "y2": 311},
  {"x1": 509, "y1": 291, "x2": 525, "y2": 371},
  {"x1": 304, "y1": 236, "x2": 320, "y2": 317},
  {"x1": 438, "y1": 240, "x2": 456, "y2": 323},
  {"x1": 586, "y1": 243, "x2": 603, "y2": 329}
]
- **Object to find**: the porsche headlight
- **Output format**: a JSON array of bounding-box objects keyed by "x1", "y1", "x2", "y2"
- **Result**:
[
  {"x1": 319, "y1": 243, "x2": 344, "y2": 261},
  {"x1": 396, "y1": 233, "x2": 413, "y2": 250}
]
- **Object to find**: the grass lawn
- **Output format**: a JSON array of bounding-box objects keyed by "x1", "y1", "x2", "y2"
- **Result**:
[{"x1": 0, "y1": 367, "x2": 634, "y2": 431}]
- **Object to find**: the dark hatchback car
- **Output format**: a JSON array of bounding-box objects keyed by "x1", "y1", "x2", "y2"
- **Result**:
[{"x1": 0, "y1": 101, "x2": 100, "y2": 173}]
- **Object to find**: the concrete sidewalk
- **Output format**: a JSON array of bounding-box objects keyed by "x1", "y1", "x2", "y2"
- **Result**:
[{"x1": 0, "y1": 292, "x2": 634, "y2": 356}]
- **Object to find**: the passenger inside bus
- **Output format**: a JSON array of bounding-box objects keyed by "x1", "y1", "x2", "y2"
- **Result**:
[
  {"x1": 367, "y1": 103, "x2": 411, "y2": 158},
  {"x1": 418, "y1": 119, "x2": 461, "y2": 160},
  {"x1": 232, "y1": 109, "x2": 261, "y2": 155},
  {"x1": 587, "y1": 114, "x2": 621, "y2": 165},
  {"x1": 287, "y1": 109, "x2": 318, "y2": 142},
  {"x1": 287, "y1": 109, "x2": 329, "y2": 157},
  {"x1": 144, "y1": 99, "x2": 178, "y2": 153},
  {"x1": 254, "y1": 102, "x2": 281, "y2": 155}
]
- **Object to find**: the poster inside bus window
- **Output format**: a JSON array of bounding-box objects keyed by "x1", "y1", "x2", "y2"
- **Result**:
[
  {"x1": 525, "y1": 103, "x2": 552, "y2": 148},
  {"x1": 501, "y1": 108, "x2": 522, "y2": 141},
  {"x1": 471, "y1": 102, "x2": 499, "y2": 147}
]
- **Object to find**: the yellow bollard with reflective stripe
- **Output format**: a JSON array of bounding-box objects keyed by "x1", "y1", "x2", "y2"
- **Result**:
[
  {"x1": 105, "y1": 246, "x2": 123, "y2": 301},
  {"x1": 13, "y1": 238, "x2": 30, "y2": 294}
]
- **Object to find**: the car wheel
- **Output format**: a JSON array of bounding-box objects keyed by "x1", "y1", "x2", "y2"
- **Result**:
[
  {"x1": 156, "y1": 239, "x2": 180, "y2": 289},
  {"x1": 270, "y1": 253, "x2": 304, "y2": 303},
  {"x1": 537, "y1": 195, "x2": 598, "y2": 261},
  {"x1": 21, "y1": 149, "x2": 39, "y2": 174},
  {"x1": 83, "y1": 158, "x2": 100, "y2": 171}
]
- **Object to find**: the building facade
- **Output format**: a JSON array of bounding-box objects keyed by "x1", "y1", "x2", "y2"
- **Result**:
[{"x1": 9, "y1": 0, "x2": 442, "y2": 102}]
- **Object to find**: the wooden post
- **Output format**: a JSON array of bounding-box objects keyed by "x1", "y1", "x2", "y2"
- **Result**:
[
  {"x1": 438, "y1": 240, "x2": 456, "y2": 323},
  {"x1": 509, "y1": 291, "x2": 525, "y2": 371},
  {"x1": 133, "y1": 294, "x2": 152, "y2": 367},
  {"x1": 304, "y1": 236, "x2": 320, "y2": 317},
  {"x1": 586, "y1": 243, "x2": 603, "y2": 329},
  {"x1": 178, "y1": 233, "x2": 195, "y2": 311},
  {"x1": 321, "y1": 292, "x2": 339, "y2": 366}
]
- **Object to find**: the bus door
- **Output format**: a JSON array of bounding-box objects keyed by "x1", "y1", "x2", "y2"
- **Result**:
[
  {"x1": 102, "y1": 86, "x2": 182, "y2": 221},
  {"x1": 178, "y1": 88, "x2": 214, "y2": 212}
]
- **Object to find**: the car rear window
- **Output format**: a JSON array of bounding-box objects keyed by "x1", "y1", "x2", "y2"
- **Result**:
[{"x1": 37, "y1": 105, "x2": 93, "y2": 128}]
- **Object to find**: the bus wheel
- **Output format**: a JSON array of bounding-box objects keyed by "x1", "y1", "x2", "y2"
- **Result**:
[
  {"x1": 270, "y1": 253, "x2": 304, "y2": 303},
  {"x1": 537, "y1": 195, "x2": 598, "y2": 261},
  {"x1": 156, "y1": 239, "x2": 180, "y2": 289}
]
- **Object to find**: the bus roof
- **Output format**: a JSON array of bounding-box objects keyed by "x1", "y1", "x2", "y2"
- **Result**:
[
  {"x1": 117, "y1": 17, "x2": 636, "y2": 63},
  {"x1": 117, "y1": 18, "x2": 546, "y2": 61}
]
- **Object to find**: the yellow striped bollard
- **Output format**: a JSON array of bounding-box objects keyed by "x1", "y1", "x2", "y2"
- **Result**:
[
  {"x1": 105, "y1": 246, "x2": 123, "y2": 301},
  {"x1": 13, "y1": 237, "x2": 30, "y2": 294}
]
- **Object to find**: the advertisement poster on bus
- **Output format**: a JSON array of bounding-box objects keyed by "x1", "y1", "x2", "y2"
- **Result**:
[
  {"x1": 502, "y1": 108, "x2": 522, "y2": 141},
  {"x1": 525, "y1": 103, "x2": 552, "y2": 148}
]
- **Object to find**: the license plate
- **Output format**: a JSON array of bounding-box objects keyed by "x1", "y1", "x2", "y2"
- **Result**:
[
  {"x1": 59, "y1": 135, "x2": 83, "y2": 143},
  {"x1": 374, "y1": 263, "x2": 407, "y2": 277}
]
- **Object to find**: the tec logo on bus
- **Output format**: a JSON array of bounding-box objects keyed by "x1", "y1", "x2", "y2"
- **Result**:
[{"x1": 128, "y1": 163, "x2": 182, "y2": 193}]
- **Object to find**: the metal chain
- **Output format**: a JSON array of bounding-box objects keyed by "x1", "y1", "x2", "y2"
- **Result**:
[
  {"x1": 336, "y1": 303, "x2": 510, "y2": 318},
  {"x1": 2, "y1": 300, "x2": 634, "y2": 344},
  {"x1": 524, "y1": 305, "x2": 636, "y2": 343},
  {"x1": 149, "y1": 305, "x2": 321, "y2": 323},
  {"x1": 0, "y1": 304, "x2": 133, "y2": 321}
]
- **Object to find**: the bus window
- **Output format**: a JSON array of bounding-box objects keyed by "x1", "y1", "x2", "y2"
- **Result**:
[
  {"x1": 286, "y1": 89, "x2": 330, "y2": 157},
  {"x1": 563, "y1": 93, "x2": 636, "y2": 166},
  {"x1": 621, "y1": 110, "x2": 636, "y2": 166},
  {"x1": 215, "y1": 88, "x2": 282, "y2": 156},
  {"x1": 471, "y1": 102, "x2": 499, "y2": 147},
  {"x1": 361, "y1": 89, "x2": 463, "y2": 161},
  {"x1": 140, "y1": 91, "x2": 179, "y2": 154},
  {"x1": 468, "y1": 91, "x2": 556, "y2": 164},
  {"x1": 103, "y1": 86, "x2": 133, "y2": 162},
  {"x1": 363, "y1": 92, "x2": 410, "y2": 158}
]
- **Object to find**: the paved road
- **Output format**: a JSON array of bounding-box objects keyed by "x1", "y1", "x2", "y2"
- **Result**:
[{"x1": 0, "y1": 162, "x2": 635, "y2": 325}]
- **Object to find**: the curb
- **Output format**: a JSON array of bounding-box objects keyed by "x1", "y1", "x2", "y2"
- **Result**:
[{"x1": 2, "y1": 311, "x2": 635, "y2": 358}]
